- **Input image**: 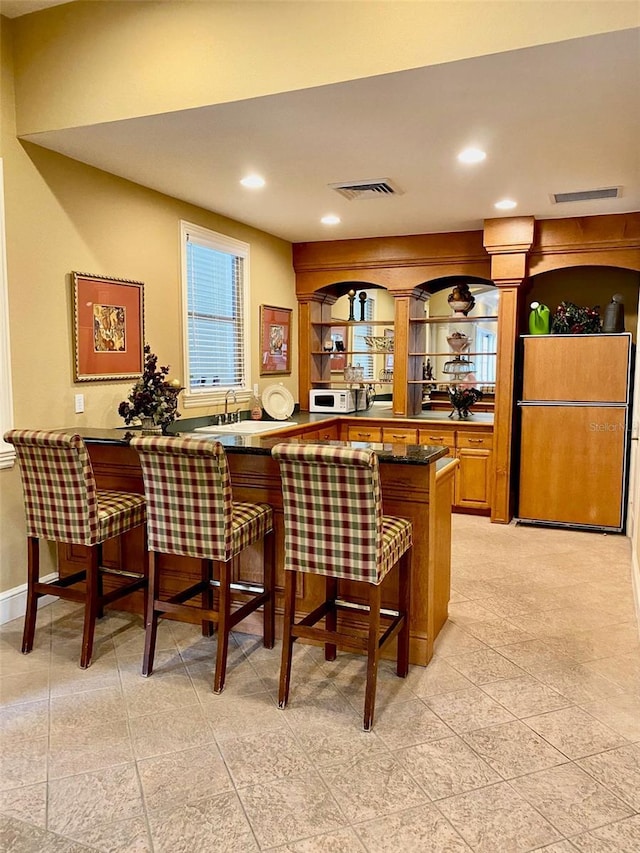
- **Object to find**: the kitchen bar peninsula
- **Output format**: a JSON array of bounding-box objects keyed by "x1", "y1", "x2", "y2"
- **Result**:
[{"x1": 57, "y1": 426, "x2": 455, "y2": 666}]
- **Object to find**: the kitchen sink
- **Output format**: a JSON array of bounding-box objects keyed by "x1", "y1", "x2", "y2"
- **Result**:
[{"x1": 193, "y1": 420, "x2": 297, "y2": 435}]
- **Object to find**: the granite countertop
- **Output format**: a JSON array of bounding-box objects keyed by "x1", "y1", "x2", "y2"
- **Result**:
[{"x1": 68, "y1": 422, "x2": 449, "y2": 466}]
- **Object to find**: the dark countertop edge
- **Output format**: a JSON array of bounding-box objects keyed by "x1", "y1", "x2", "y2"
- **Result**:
[{"x1": 65, "y1": 426, "x2": 449, "y2": 466}]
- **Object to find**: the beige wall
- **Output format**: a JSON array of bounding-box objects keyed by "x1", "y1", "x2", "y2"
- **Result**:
[
  {"x1": 0, "y1": 18, "x2": 295, "y2": 593},
  {"x1": 11, "y1": 0, "x2": 638, "y2": 135}
]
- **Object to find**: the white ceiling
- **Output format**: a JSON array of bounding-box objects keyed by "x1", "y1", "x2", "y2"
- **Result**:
[{"x1": 20, "y1": 26, "x2": 640, "y2": 243}]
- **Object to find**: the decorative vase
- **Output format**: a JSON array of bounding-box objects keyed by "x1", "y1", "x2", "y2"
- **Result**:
[{"x1": 140, "y1": 416, "x2": 162, "y2": 435}]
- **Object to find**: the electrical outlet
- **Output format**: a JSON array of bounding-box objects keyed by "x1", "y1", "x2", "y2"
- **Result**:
[{"x1": 74, "y1": 393, "x2": 84, "y2": 414}]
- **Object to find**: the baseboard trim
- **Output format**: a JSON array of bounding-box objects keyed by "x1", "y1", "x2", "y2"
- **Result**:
[
  {"x1": 632, "y1": 545, "x2": 640, "y2": 637},
  {"x1": 0, "y1": 573, "x2": 59, "y2": 626}
]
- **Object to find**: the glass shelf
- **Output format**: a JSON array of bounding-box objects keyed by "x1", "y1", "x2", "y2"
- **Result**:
[
  {"x1": 409, "y1": 351, "x2": 497, "y2": 357},
  {"x1": 311, "y1": 320, "x2": 395, "y2": 327},
  {"x1": 410, "y1": 315, "x2": 498, "y2": 324}
]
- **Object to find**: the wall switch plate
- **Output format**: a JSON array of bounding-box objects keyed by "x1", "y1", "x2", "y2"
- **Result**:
[{"x1": 74, "y1": 393, "x2": 84, "y2": 414}]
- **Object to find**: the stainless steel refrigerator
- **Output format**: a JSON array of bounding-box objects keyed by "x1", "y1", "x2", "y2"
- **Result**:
[{"x1": 517, "y1": 332, "x2": 632, "y2": 532}]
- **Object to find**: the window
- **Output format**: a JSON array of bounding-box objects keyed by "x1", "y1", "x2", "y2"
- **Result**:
[
  {"x1": 475, "y1": 327, "x2": 497, "y2": 384},
  {"x1": 351, "y1": 295, "x2": 375, "y2": 379},
  {"x1": 181, "y1": 222, "x2": 250, "y2": 407}
]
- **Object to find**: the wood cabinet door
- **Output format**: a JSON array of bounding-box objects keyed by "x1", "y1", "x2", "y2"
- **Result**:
[
  {"x1": 519, "y1": 405, "x2": 626, "y2": 528},
  {"x1": 522, "y1": 335, "x2": 630, "y2": 403},
  {"x1": 455, "y1": 448, "x2": 493, "y2": 509}
]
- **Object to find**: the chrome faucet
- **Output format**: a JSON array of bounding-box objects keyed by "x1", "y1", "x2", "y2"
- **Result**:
[{"x1": 223, "y1": 389, "x2": 238, "y2": 424}]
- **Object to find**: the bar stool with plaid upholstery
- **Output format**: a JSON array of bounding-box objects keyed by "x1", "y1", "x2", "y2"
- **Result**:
[
  {"x1": 130, "y1": 435, "x2": 275, "y2": 693},
  {"x1": 4, "y1": 429, "x2": 147, "y2": 668},
  {"x1": 271, "y1": 443, "x2": 412, "y2": 731}
]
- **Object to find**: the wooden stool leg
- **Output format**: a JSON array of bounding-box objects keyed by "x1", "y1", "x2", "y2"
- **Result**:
[
  {"x1": 22, "y1": 537, "x2": 40, "y2": 655},
  {"x1": 324, "y1": 576, "x2": 338, "y2": 662},
  {"x1": 201, "y1": 558, "x2": 214, "y2": 638},
  {"x1": 80, "y1": 545, "x2": 100, "y2": 668},
  {"x1": 397, "y1": 549, "x2": 412, "y2": 678},
  {"x1": 213, "y1": 559, "x2": 232, "y2": 694},
  {"x1": 96, "y1": 543, "x2": 104, "y2": 619},
  {"x1": 142, "y1": 551, "x2": 160, "y2": 677},
  {"x1": 263, "y1": 529, "x2": 275, "y2": 649},
  {"x1": 363, "y1": 582, "x2": 382, "y2": 731},
  {"x1": 141, "y1": 530, "x2": 149, "y2": 628},
  {"x1": 278, "y1": 569, "x2": 297, "y2": 710}
]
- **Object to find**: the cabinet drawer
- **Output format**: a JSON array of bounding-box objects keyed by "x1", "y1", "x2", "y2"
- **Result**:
[
  {"x1": 347, "y1": 425, "x2": 383, "y2": 442},
  {"x1": 457, "y1": 431, "x2": 493, "y2": 450},
  {"x1": 382, "y1": 427, "x2": 418, "y2": 444},
  {"x1": 317, "y1": 424, "x2": 339, "y2": 441},
  {"x1": 418, "y1": 428, "x2": 456, "y2": 449}
]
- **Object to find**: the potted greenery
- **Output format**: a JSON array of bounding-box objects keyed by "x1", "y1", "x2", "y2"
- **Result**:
[{"x1": 118, "y1": 345, "x2": 182, "y2": 433}]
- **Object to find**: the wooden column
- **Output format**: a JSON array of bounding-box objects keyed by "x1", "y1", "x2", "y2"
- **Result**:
[
  {"x1": 483, "y1": 217, "x2": 534, "y2": 524},
  {"x1": 297, "y1": 293, "x2": 335, "y2": 411},
  {"x1": 392, "y1": 290, "x2": 427, "y2": 417}
]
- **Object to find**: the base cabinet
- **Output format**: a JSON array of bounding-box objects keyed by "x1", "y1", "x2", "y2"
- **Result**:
[{"x1": 455, "y1": 447, "x2": 493, "y2": 509}]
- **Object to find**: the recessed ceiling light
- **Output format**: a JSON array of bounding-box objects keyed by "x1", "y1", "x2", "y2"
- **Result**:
[
  {"x1": 240, "y1": 174, "x2": 265, "y2": 189},
  {"x1": 321, "y1": 214, "x2": 341, "y2": 225},
  {"x1": 494, "y1": 199, "x2": 517, "y2": 210},
  {"x1": 458, "y1": 148, "x2": 486, "y2": 164}
]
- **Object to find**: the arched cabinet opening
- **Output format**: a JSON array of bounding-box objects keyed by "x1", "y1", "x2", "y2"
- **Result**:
[
  {"x1": 299, "y1": 281, "x2": 394, "y2": 412},
  {"x1": 409, "y1": 276, "x2": 499, "y2": 416},
  {"x1": 522, "y1": 265, "x2": 640, "y2": 341}
]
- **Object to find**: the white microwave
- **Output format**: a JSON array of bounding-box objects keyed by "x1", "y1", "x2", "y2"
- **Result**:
[{"x1": 309, "y1": 389, "x2": 356, "y2": 413}]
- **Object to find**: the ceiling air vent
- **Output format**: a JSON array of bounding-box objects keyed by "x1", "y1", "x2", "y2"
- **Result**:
[
  {"x1": 552, "y1": 187, "x2": 621, "y2": 204},
  {"x1": 329, "y1": 178, "x2": 403, "y2": 200}
]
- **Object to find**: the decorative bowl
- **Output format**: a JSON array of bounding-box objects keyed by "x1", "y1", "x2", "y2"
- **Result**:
[
  {"x1": 446, "y1": 332, "x2": 471, "y2": 353},
  {"x1": 364, "y1": 335, "x2": 394, "y2": 352}
]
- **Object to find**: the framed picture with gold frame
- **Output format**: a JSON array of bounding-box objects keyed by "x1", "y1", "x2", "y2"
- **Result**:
[
  {"x1": 260, "y1": 304, "x2": 292, "y2": 375},
  {"x1": 72, "y1": 272, "x2": 144, "y2": 382}
]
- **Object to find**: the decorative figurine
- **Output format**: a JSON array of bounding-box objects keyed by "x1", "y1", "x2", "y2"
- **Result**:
[
  {"x1": 423, "y1": 358, "x2": 434, "y2": 381},
  {"x1": 347, "y1": 289, "x2": 356, "y2": 322},
  {"x1": 448, "y1": 386, "x2": 483, "y2": 419},
  {"x1": 359, "y1": 291, "x2": 367, "y2": 321}
]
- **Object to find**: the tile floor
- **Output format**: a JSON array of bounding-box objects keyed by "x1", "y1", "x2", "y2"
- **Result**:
[{"x1": 1, "y1": 515, "x2": 639, "y2": 852}]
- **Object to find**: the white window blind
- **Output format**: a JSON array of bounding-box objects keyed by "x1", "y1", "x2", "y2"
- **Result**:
[{"x1": 181, "y1": 222, "x2": 250, "y2": 405}]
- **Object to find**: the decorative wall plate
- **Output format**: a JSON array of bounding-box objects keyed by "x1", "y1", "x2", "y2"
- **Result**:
[{"x1": 262, "y1": 384, "x2": 295, "y2": 420}]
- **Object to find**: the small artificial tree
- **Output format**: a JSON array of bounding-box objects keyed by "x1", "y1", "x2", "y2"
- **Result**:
[{"x1": 118, "y1": 345, "x2": 182, "y2": 431}]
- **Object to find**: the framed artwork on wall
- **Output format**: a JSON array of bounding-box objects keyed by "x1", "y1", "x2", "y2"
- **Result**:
[
  {"x1": 260, "y1": 304, "x2": 292, "y2": 375},
  {"x1": 72, "y1": 272, "x2": 145, "y2": 382}
]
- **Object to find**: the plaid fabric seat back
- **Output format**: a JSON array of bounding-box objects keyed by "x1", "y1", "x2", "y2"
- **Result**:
[
  {"x1": 131, "y1": 436, "x2": 233, "y2": 560},
  {"x1": 271, "y1": 443, "x2": 383, "y2": 583},
  {"x1": 4, "y1": 429, "x2": 100, "y2": 545}
]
